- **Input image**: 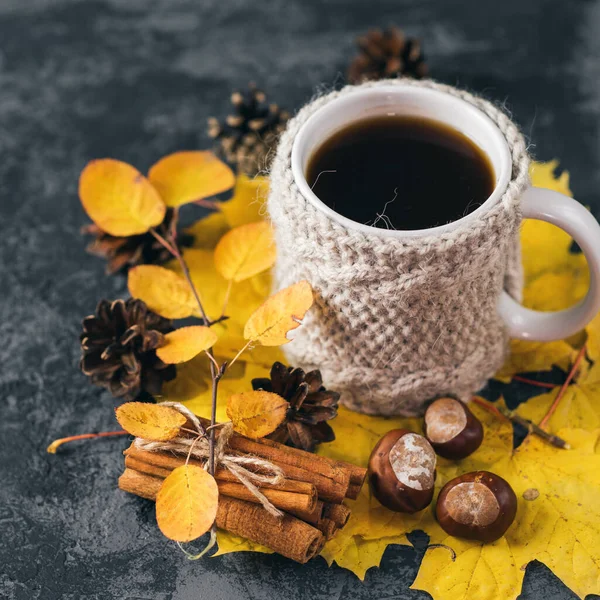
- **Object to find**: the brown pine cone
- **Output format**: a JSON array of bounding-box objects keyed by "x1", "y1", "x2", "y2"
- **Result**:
[
  {"x1": 347, "y1": 26, "x2": 427, "y2": 84},
  {"x1": 83, "y1": 208, "x2": 192, "y2": 275},
  {"x1": 252, "y1": 362, "x2": 340, "y2": 452},
  {"x1": 80, "y1": 299, "x2": 176, "y2": 401},
  {"x1": 208, "y1": 83, "x2": 290, "y2": 177}
]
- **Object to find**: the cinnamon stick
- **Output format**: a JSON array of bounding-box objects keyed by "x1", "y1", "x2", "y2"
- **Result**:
[
  {"x1": 316, "y1": 517, "x2": 338, "y2": 541},
  {"x1": 128, "y1": 443, "x2": 347, "y2": 503},
  {"x1": 346, "y1": 483, "x2": 363, "y2": 500},
  {"x1": 124, "y1": 455, "x2": 317, "y2": 515},
  {"x1": 119, "y1": 468, "x2": 324, "y2": 564},
  {"x1": 124, "y1": 444, "x2": 317, "y2": 496},
  {"x1": 322, "y1": 503, "x2": 351, "y2": 527},
  {"x1": 197, "y1": 417, "x2": 367, "y2": 500}
]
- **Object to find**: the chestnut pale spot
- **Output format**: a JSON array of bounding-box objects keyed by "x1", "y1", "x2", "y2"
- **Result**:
[
  {"x1": 444, "y1": 482, "x2": 500, "y2": 526},
  {"x1": 425, "y1": 397, "x2": 466, "y2": 443},
  {"x1": 389, "y1": 433, "x2": 436, "y2": 490}
]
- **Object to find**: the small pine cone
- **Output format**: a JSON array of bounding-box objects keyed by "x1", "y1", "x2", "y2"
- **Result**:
[
  {"x1": 82, "y1": 209, "x2": 193, "y2": 275},
  {"x1": 347, "y1": 26, "x2": 428, "y2": 84},
  {"x1": 208, "y1": 83, "x2": 290, "y2": 177},
  {"x1": 80, "y1": 299, "x2": 176, "y2": 401},
  {"x1": 252, "y1": 362, "x2": 340, "y2": 452}
]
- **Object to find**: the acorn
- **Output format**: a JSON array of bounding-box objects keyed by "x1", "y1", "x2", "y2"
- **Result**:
[
  {"x1": 436, "y1": 471, "x2": 517, "y2": 542},
  {"x1": 368, "y1": 429, "x2": 436, "y2": 513},
  {"x1": 423, "y1": 397, "x2": 483, "y2": 460}
]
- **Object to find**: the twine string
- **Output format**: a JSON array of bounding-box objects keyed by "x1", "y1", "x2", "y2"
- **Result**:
[{"x1": 134, "y1": 402, "x2": 284, "y2": 517}]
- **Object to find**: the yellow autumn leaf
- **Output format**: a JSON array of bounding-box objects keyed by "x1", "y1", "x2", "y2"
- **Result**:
[
  {"x1": 156, "y1": 465, "x2": 219, "y2": 542},
  {"x1": 214, "y1": 221, "x2": 276, "y2": 282},
  {"x1": 318, "y1": 400, "x2": 511, "y2": 579},
  {"x1": 128, "y1": 265, "x2": 197, "y2": 319},
  {"x1": 166, "y1": 248, "x2": 269, "y2": 335},
  {"x1": 413, "y1": 429, "x2": 600, "y2": 600},
  {"x1": 220, "y1": 174, "x2": 269, "y2": 228},
  {"x1": 515, "y1": 360, "x2": 600, "y2": 432},
  {"x1": 587, "y1": 311, "x2": 600, "y2": 363},
  {"x1": 148, "y1": 151, "x2": 234, "y2": 208},
  {"x1": 187, "y1": 211, "x2": 231, "y2": 250},
  {"x1": 155, "y1": 326, "x2": 218, "y2": 364},
  {"x1": 79, "y1": 159, "x2": 166, "y2": 236},
  {"x1": 115, "y1": 402, "x2": 186, "y2": 441},
  {"x1": 226, "y1": 390, "x2": 289, "y2": 438},
  {"x1": 244, "y1": 280, "x2": 314, "y2": 346}
]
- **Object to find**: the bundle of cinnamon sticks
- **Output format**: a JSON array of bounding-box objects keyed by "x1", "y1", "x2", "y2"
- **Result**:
[{"x1": 118, "y1": 422, "x2": 367, "y2": 564}]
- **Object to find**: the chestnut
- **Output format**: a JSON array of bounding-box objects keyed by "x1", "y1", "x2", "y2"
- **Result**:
[
  {"x1": 423, "y1": 397, "x2": 483, "y2": 460},
  {"x1": 436, "y1": 471, "x2": 517, "y2": 542},
  {"x1": 368, "y1": 429, "x2": 436, "y2": 513}
]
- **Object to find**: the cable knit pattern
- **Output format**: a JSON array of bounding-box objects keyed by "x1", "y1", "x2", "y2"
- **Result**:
[{"x1": 268, "y1": 79, "x2": 530, "y2": 416}]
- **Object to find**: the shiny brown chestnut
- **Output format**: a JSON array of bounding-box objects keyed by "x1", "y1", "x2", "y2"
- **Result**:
[
  {"x1": 423, "y1": 397, "x2": 484, "y2": 460},
  {"x1": 368, "y1": 429, "x2": 437, "y2": 513},
  {"x1": 436, "y1": 470, "x2": 517, "y2": 542}
]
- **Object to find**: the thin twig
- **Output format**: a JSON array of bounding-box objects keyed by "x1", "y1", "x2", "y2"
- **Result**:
[
  {"x1": 204, "y1": 349, "x2": 220, "y2": 371},
  {"x1": 150, "y1": 227, "x2": 221, "y2": 478},
  {"x1": 46, "y1": 430, "x2": 128, "y2": 453},
  {"x1": 539, "y1": 344, "x2": 587, "y2": 430},
  {"x1": 512, "y1": 375, "x2": 556, "y2": 389},
  {"x1": 228, "y1": 340, "x2": 251, "y2": 370},
  {"x1": 194, "y1": 198, "x2": 222, "y2": 211},
  {"x1": 471, "y1": 397, "x2": 570, "y2": 449},
  {"x1": 149, "y1": 228, "x2": 178, "y2": 256}
]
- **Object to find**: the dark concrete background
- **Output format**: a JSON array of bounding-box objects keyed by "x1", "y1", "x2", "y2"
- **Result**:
[{"x1": 1, "y1": 0, "x2": 599, "y2": 598}]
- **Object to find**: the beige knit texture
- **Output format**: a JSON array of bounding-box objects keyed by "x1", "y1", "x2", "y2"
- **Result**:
[{"x1": 268, "y1": 79, "x2": 530, "y2": 416}]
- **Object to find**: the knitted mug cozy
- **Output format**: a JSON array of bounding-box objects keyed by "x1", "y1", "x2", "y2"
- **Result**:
[{"x1": 268, "y1": 79, "x2": 530, "y2": 416}]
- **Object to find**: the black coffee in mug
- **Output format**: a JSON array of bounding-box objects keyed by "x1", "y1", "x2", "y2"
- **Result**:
[{"x1": 306, "y1": 115, "x2": 495, "y2": 230}]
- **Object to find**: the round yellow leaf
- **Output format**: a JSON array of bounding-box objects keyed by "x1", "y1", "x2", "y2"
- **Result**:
[
  {"x1": 214, "y1": 221, "x2": 276, "y2": 282},
  {"x1": 79, "y1": 159, "x2": 166, "y2": 236},
  {"x1": 148, "y1": 151, "x2": 235, "y2": 208},
  {"x1": 226, "y1": 391, "x2": 289, "y2": 438},
  {"x1": 128, "y1": 265, "x2": 197, "y2": 319},
  {"x1": 156, "y1": 465, "x2": 219, "y2": 542},
  {"x1": 115, "y1": 402, "x2": 186, "y2": 441},
  {"x1": 244, "y1": 280, "x2": 314, "y2": 346},
  {"x1": 220, "y1": 174, "x2": 269, "y2": 228},
  {"x1": 156, "y1": 326, "x2": 218, "y2": 364}
]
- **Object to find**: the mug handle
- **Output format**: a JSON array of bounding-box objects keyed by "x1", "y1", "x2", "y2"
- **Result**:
[{"x1": 498, "y1": 186, "x2": 600, "y2": 341}]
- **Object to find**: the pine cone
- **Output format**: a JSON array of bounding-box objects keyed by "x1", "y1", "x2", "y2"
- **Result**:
[
  {"x1": 347, "y1": 27, "x2": 427, "y2": 84},
  {"x1": 80, "y1": 299, "x2": 176, "y2": 401},
  {"x1": 208, "y1": 83, "x2": 290, "y2": 177},
  {"x1": 252, "y1": 362, "x2": 340, "y2": 452},
  {"x1": 83, "y1": 209, "x2": 192, "y2": 275}
]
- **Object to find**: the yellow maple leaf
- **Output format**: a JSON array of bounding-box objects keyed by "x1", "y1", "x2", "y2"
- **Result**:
[
  {"x1": 516, "y1": 364, "x2": 600, "y2": 432},
  {"x1": 413, "y1": 429, "x2": 600, "y2": 600},
  {"x1": 316, "y1": 400, "x2": 510, "y2": 580}
]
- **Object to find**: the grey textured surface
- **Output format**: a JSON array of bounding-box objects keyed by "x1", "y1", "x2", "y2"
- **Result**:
[{"x1": 1, "y1": 1, "x2": 599, "y2": 598}]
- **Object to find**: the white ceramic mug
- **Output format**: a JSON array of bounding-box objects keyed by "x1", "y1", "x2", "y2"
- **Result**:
[
  {"x1": 268, "y1": 80, "x2": 600, "y2": 415},
  {"x1": 290, "y1": 85, "x2": 600, "y2": 342}
]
